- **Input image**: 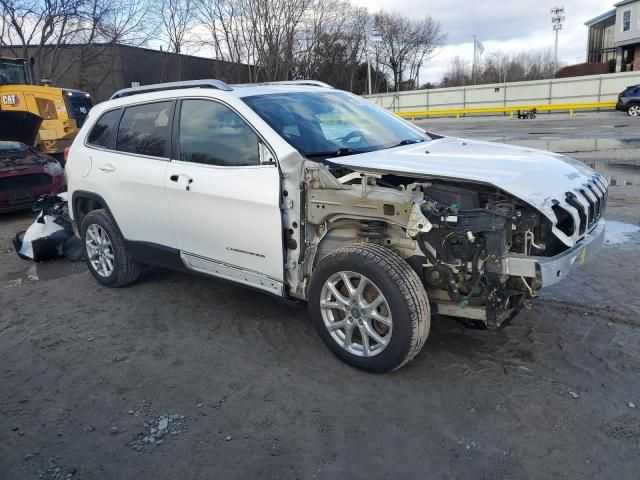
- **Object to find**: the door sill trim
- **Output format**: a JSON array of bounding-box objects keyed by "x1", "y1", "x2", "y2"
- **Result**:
[{"x1": 180, "y1": 252, "x2": 284, "y2": 296}]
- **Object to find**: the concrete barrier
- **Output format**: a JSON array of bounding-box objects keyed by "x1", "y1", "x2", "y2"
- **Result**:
[{"x1": 365, "y1": 71, "x2": 640, "y2": 117}]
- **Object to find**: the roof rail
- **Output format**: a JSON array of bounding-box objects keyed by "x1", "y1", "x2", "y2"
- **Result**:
[
  {"x1": 110, "y1": 79, "x2": 233, "y2": 100},
  {"x1": 233, "y1": 80, "x2": 334, "y2": 89},
  {"x1": 267, "y1": 80, "x2": 333, "y2": 88}
]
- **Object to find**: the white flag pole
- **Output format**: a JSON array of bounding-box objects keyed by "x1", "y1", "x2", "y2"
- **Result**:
[{"x1": 473, "y1": 35, "x2": 477, "y2": 85}]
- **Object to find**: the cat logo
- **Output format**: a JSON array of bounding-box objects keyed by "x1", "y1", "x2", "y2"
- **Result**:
[{"x1": 1, "y1": 94, "x2": 19, "y2": 106}]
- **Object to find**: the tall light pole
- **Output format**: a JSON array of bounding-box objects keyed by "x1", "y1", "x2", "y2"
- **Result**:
[
  {"x1": 366, "y1": 30, "x2": 381, "y2": 95},
  {"x1": 550, "y1": 6, "x2": 565, "y2": 75}
]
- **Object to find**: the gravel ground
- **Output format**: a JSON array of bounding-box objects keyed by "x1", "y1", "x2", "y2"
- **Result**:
[{"x1": 1, "y1": 112, "x2": 639, "y2": 479}]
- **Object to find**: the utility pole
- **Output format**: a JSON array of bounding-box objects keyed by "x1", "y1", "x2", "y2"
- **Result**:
[{"x1": 550, "y1": 6, "x2": 565, "y2": 75}]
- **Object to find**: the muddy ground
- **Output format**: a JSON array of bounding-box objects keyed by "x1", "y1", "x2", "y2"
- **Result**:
[{"x1": 1, "y1": 113, "x2": 640, "y2": 479}]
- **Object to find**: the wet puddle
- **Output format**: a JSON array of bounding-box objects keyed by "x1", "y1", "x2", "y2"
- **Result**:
[{"x1": 604, "y1": 220, "x2": 640, "y2": 245}]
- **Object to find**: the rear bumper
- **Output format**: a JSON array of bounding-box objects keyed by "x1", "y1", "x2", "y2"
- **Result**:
[
  {"x1": 502, "y1": 221, "x2": 606, "y2": 288},
  {"x1": 616, "y1": 100, "x2": 626, "y2": 111}
]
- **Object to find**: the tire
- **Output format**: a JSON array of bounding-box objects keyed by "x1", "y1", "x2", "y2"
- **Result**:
[
  {"x1": 308, "y1": 243, "x2": 430, "y2": 373},
  {"x1": 627, "y1": 103, "x2": 640, "y2": 117},
  {"x1": 81, "y1": 209, "x2": 140, "y2": 287}
]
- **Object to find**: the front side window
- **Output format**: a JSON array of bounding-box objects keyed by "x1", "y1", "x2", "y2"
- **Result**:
[
  {"x1": 178, "y1": 99, "x2": 260, "y2": 167},
  {"x1": 116, "y1": 101, "x2": 172, "y2": 158},
  {"x1": 623, "y1": 10, "x2": 631, "y2": 31},
  {"x1": 87, "y1": 109, "x2": 121, "y2": 148},
  {"x1": 242, "y1": 91, "x2": 426, "y2": 158}
]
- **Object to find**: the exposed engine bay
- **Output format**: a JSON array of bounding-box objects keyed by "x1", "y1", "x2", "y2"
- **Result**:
[{"x1": 281, "y1": 159, "x2": 602, "y2": 329}]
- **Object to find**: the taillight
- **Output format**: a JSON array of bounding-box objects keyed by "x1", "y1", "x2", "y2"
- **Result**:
[{"x1": 63, "y1": 146, "x2": 70, "y2": 162}]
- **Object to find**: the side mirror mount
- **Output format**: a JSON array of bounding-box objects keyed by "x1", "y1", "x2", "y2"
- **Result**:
[{"x1": 259, "y1": 141, "x2": 276, "y2": 166}]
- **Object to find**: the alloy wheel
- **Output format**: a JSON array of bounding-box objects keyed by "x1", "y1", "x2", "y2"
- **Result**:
[
  {"x1": 85, "y1": 224, "x2": 115, "y2": 277},
  {"x1": 319, "y1": 271, "x2": 393, "y2": 357}
]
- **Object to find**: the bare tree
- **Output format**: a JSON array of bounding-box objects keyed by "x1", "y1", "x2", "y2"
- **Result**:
[
  {"x1": 241, "y1": 0, "x2": 313, "y2": 81},
  {"x1": 373, "y1": 11, "x2": 445, "y2": 91},
  {"x1": 440, "y1": 56, "x2": 472, "y2": 87},
  {"x1": 294, "y1": 0, "x2": 353, "y2": 78},
  {"x1": 441, "y1": 49, "x2": 559, "y2": 87},
  {"x1": 1, "y1": 0, "x2": 447, "y2": 94},
  {"x1": 195, "y1": 0, "x2": 379, "y2": 88},
  {"x1": 1, "y1": 0, "x2": 84, "y2": 70},
  {"x1": 195, "y1": 0, "x2": 259, "y2": 81},
  {"x1": 197, "y1": 0, "x2": 242, "y2": 63},
  {"x1": 159, "y1": 0, "x2": 195, "y2": 54},
  {"x1": 0, "y1": 0, "x2": 154, "y2": 85}
]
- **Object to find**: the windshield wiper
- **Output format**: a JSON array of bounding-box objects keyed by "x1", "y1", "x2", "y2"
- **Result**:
[
  {"x1": 305, "y1": 147, "x2": 361, "y2": 159},
  {"x1": 389, "y1": 138, "x2": 426, "y2": 148}
]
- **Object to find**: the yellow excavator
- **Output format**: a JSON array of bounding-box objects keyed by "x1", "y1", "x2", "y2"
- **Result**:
[{"x1": 0, "y1": 57, "x2": 92, "y2": 157}]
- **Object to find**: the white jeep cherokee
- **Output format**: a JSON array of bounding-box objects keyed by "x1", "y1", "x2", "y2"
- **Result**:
[{"x1": 66, "y1": 80, "x2": 607, "y2": 372}]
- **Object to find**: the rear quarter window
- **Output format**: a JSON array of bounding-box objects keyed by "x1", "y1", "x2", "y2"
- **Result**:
[{"x1": 87, "y1": 109, "x2": 121, "y2": 148}]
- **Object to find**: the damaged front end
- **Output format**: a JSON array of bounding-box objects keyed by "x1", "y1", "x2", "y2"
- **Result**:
[{"x1": 287, "y1": 161, "x2": 606, "y2": 329}]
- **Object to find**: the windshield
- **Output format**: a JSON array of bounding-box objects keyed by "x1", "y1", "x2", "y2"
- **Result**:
[
  {"x1": 242, "y1": 91, "x2": 427, "y2": 157},
  {"x1": 0, "y1": 60, "x2": 28, "y2": 85},
  {"x1": 0, "y1": 141, "x2": 27, "y2": 152}
]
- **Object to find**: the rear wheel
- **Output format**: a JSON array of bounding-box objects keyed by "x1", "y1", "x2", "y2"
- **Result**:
[
  {"x1": 628, "y1": 103, "x2": 640, "y2": 117},
  {"x1": 308, "y1": 243, "x2": 430, "y2": 373},
  {"x1": 81, "y1": 209, "x2": 140, "y2": 287}
]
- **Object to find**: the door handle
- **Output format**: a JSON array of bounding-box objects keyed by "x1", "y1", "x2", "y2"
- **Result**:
[
  {"x1": 98, "y1": 163, "x2": 115, "y2": 172},
  {"x1": 169, "y1": 174, "x2": 194, "y2": 191}
]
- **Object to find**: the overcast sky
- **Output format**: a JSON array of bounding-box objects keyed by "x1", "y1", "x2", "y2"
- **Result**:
[{"x1": 353, "y1": 0, "x2": 614, "y2": 83}]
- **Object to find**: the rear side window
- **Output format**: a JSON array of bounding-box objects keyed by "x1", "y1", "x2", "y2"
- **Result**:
[
  {"x1": 178, "y1": 99, "x2": 260, "y2": 167},
  {"x1": 87, "y1": 109, "x2": 121, "y2": 148},
  {"x1": 116, "y1": 102, "x2": 172, "y2": 158}
]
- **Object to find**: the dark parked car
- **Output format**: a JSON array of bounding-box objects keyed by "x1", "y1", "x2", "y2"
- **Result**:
[
  {"x1": 0, "y1": 111, "x2": 66, "y2": 213},
  {"x1": 616, "y1": 84, "x2": 640, "y2": 116},
  {"x1": 0, "y1": 141, "x2": 66, "y2": 213}
]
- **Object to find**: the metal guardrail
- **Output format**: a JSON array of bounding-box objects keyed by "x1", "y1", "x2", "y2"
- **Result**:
[{"x1": 395, "y1": 101, "x2": 618, "y2": 119}]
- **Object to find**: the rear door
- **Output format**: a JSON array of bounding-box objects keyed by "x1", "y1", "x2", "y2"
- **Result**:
[
  {"x1": 164, "y1": 98, "x2": 284, "y2": 294},
  {"x1": 87, "y1": 101, "x2": 176, "y2": 248}
]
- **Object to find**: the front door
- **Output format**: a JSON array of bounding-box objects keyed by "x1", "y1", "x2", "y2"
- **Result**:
[{"x1": 165, "y1": 98, "x2": 284, "y2": 294}]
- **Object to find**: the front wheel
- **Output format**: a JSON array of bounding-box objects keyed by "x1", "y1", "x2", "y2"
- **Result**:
[
  {"x1": 628, "y1": 103, "x2": 640, "y2": 117},
  {"x1": 308, "y1": 243, "x2": 430, "y2": 373}
]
